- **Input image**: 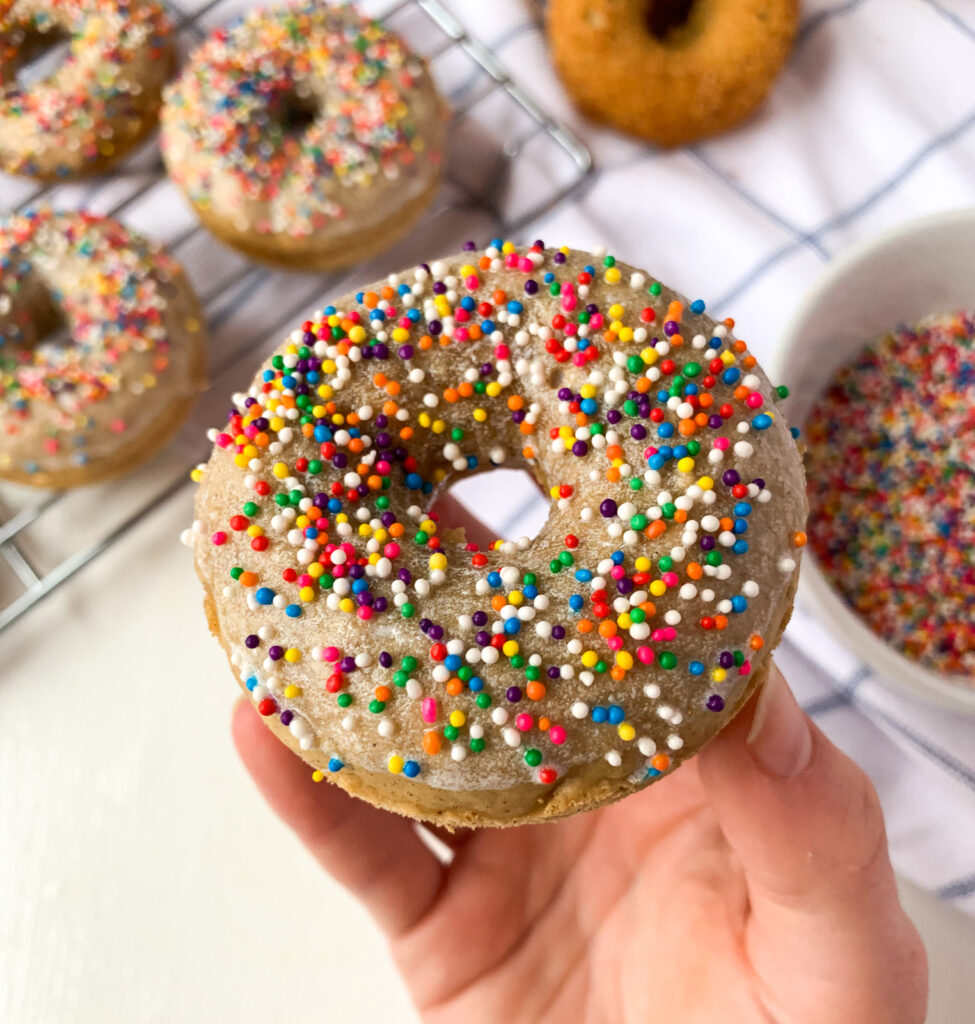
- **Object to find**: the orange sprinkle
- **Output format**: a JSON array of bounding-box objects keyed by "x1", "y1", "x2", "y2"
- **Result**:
[
  {"x1": 651, "y1": 754, "x2": 671, "y2": 772},
  {"x1": 750, "y1": 635, "x2": 765, "y2": 651},
  {"x1": 458, "y1": 381, "x2": 474, "y2": 398},
  {"x1": 526, "y1": 681, "x2": 546, "y2": 700},
  {"x1": 610, "y1": 666, "x2": 626, "y2": 682},
  {"x1": 507, "y1": 395, "x2": 524, "y2": 411},
  {"x1": 389, "y1": 523, "x2": 405, "y2": 538},
  {"x1": 372, "y1": 372, "x2": 387, "y2": 387},
  {"x1": 577, "y1": 619, "x2": 593, "y2": 633},
  {"x1": 238, "y1": 571, "x2": 258, "y2": 587},
  {"x1": 446, "y1": 678, "x2": 462, "y2": 696},
  {"x1": 687, "y1": 562, "x2": 703, "y2": 580},
  {"x1": 399, "y1": 427, "x2": 413, "y2": 440},
  {"x1": 374, "y1": 685, "x2": 391, "y2": 702},
  {"x1": 491, "y1": 594, "x2": 506, "y2": 611},
  {"x1": 645, "y1": 520, "x2": 666, "y2": 540},
  {"x1": 794, "y1": 531, "x2": 808, "y2": 547},
  {"x1": 423, "y1": 731, "x2": 441, "y2": 755},
  {"x1": 598, "y1": 621, "x2": 617, "y2": 638}
]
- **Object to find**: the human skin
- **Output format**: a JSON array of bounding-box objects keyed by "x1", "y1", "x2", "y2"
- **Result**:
[{"x1": 232, "y1": 496, "x2": 928, "y2": 1024}]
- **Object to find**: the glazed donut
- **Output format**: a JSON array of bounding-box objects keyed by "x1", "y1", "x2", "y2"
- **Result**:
[
  {"x1": 0, "y1": 209, "x2": 206, "y2": 488},
  {"x1": 160, "y1": 1, "x2": 447, "y2": 271},
  {"x1": 0, "y1": 0, "x2": 174, "y2": 180},
  {"x1": 547, "y1": 0, "x2": 798, "y2": 146},
  {"x1": 188, "y1": 241, "x2": 806, "y2": 827}
]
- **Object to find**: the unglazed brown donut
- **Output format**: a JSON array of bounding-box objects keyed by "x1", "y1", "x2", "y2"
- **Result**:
[
  {"x1": 0, "y1": 0, "x2": 174, "y2": 180},
  {"x1": 0, "y1": 209, "x2": 206, "y2": 488},
  {"x1": 160, "y1": 1, "x2": 447, "y2": 271},
  {"x1": 187, "y1": 241, "x2": 806, "y2": 827},
  {"x1": 547, "y1": 0, "x2": 799, "y2": 146}
]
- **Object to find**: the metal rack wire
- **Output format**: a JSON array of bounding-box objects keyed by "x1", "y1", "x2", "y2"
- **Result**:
[{"x1": 0, "y1": 0, "x2": 592, "y2": 634}]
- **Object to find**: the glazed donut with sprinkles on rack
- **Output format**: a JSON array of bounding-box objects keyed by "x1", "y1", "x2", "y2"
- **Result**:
[{"x1": 188, "y1": 240, "x2": 807, "y2": 827}]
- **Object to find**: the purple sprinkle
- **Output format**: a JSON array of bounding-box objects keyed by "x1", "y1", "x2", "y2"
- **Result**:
[
  {"x1": 379, "y1": 651, "x2": 392, "y2": 668},
  {"x1": 280, "y1": 710, "x2": 294, "y2": 726},
  {"x1": 524, "y1": 279, "x2": 538, "y2": 294},
  {"x1": 572, "y1": 440, "x2": 588, "y2": 456},
  {"x1": 268, "y1": 645, "x2": 284, "y2": 661},
  {"x1": 506, "y1": 686, "x2": 522, "y2": 703},
  {"x1": 547, "y1": 666, "x2": 560, "y2": 679},
  {"x1": 472, "y1": 610, "x2": 488, "y2": 627},
  {"x1": 551, "y1": 625, "x2": 566, "y2": 640},
  {"x1": 244, "y1": 634, "x2": 260, "y2": 649},
  {"x1": 706, "y1": 694, "x2": 725, "y2": 712},
  {"x1": 722, "y1": 469, "x2": 741, "y2": 486},
  {"x1": 340, "y1": 656, "x2": 356, "y2": 673},
  {"x1": 600, "y1": 499, "x2": 618, "y2": 518}
]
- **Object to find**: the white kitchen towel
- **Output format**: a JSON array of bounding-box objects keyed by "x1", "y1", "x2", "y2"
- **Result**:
[{"x1": 447, "y1": 0, "x2": 975, "y2": 915}]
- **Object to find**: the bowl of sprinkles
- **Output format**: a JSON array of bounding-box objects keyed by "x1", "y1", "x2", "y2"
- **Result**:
[{"x1": 775, "y1": 209, "x2": 975, "y2": 710}]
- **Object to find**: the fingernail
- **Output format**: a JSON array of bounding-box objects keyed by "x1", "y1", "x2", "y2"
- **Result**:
[{"x1": 746, "y1": 663, "x2": 813, "y2": 779}]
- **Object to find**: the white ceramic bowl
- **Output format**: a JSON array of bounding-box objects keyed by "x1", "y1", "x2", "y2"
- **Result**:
[{"x1": 773, "y1": 209, "x2": 975, "y2": 712}]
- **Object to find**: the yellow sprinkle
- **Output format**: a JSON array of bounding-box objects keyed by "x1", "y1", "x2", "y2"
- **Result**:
[
  {"x1": 485, "y1": 381, "x2": 502, "y2": 397},
  {"x1": 473, "y1": 408, "x2": 487, "y2": 423},
  {"x1": 618, "y1": 723, "x2": 636, "y2": 742},
  {"x1": 641, "y1": 347, "x2": 658, "y2": 365},
  {"x1": 388, "y1": 755, "x2": 404, "y2": 774},
  {"x1": 608, "y1": 303, "x2": 624, "y2": 319},
  {"x1": 507, "y1": 591, "x2": 524, "y2": 606},
  {"x1": 284, "y1": 648, "x2": 301, "y2": 663},
  {"x1": 616, "y1": 651, "x2": 634, "y2": 670},
  {"x1": 420, "y1": 519, "x2": 437, "y2": 534},
  {"x1": 308, "y1": 564, "x2": 324, "y2": 578},
  {"x1": 418, "y1": 412, "x2": 431, "y2": 428},
  {"x1": 712, "y1": 668, "x2": 727, "y2": 682},
  {"x1": 312, "y1": 770, "x2": 324, "y2": 782},
  {"x1": 339, "y1": 598, "x2": 355, "y2": 614},
  {"x1": 246, "y1": 525, "x2": 263, "y2": 538},
  {"x1": 299, "y1": 586, "x2": 315, "y2": 602},
  {"x1": 617, "y1": 612, "x2": 632, "y2": 629},
  {"x1": 649, "y1": 579, "x2": 667, "y2": 597},
  {"x1": 581, "y1": 650, "x2": 598, "y2": 668},
  {"x1": 432, "y1": 419, "x2": 446, "y2": 434},
  {"x1": 580, "y1": 384, "x2": 596, "y2": 399},
  {"x1": 721, "y1": 350, "x2": 736, "y2": 366},
  {"x1": 190, "y1": 468, "x2": 204, "y2": 483},
  {"x1": 284, "y1": 685, "x2": 301, "y2": 699},
  {"x1": 634, "y1": 556, "x2": 651, "y2": 572},
  {"x1": 677, "y1": 457, "x2": 695, "y2": 473},
  {"x1": 697, "y1": 476, "x2": 714, "y2": 490},
  {"x1": 272, "y1": 462, "x2": 288, "y2": 479},
  {"x1": 449, "y1": 710, "x2": 466, "y2": 728},
  {"x1": 429, "y1": 553, "x2": 448, "y2": 570},
  {"x1": 502, "y1": 640, "x2": 520, "y2": 658},
  {"x1": 605, "y1": 267, "x2": 621, "y2": 284},
  {"x1": 392, "y1": 327, "x2": 409, "y2": 343}
]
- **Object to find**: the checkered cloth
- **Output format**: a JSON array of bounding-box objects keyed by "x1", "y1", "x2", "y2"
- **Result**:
[{"x1": 451, "y1": 0, "x2": 975, "y2": 914}]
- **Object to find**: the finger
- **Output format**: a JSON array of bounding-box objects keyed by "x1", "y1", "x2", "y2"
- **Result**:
[
  {"x1": 698, "y1": 663, "x2": 927, "y2": 1022},
  {"x1": 428, "y1": 492, "x2": 495, "y2": 550},
  {"x1": 232, "y1": 699, "x2": 445, "y2": 936}
]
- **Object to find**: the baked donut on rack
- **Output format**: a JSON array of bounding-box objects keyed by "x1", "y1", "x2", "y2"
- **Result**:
[
  {"x1": 188, "y1": 241, "x2": 807, "y2": 827},
  {"x1": 160, "y1": 1, "x2": 447, "y2": 271},
  {"x1": 547, "y1": 0, "x2": 798, "y2": 146},
  {"x1": 0, "y1": 0, "x2": 174, "y2": 179},
  {"x1": 0, "y1": 209, "x2": 206, "y2": 488}
]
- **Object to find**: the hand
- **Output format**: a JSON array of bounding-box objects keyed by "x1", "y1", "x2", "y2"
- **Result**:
[{"x1": 232, "y1": 496, "x2": 928, "y2": 1024}]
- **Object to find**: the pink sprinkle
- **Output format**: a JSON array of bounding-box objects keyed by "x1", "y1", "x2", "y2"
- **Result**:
[
  {"x1": 357, "y1": 606, "x2": 373, "y2": 620},
  {"x1": 494, "y1": 344, "x2": 510, "y2": 359},
  {"x1": 454, "y1": 327, "x2": 470, "y2": 342},
  {"x1": 662, "y1": 572, "x2": 678, "y2": 587},
  {"x1": 637, "y1": 647, "x2": 655, "y2": 664},
  {"x1": 376, "y1": 460, "x2": 391, "y2": 474},
  {"x1": 561, "y1": 293, "x2": 577, "y2": 312},
  {"x1": 518, "y1": 256, "x2": 533, "y2": 272},
  {"x1": 455, "y1": 308, "x2": 470, "y2": 323},
  {"x1": 549, "y1": 725, "x2": 567, "y2": 745},
  {"x1": 211, "y1": 531, "x2": 227, "y2": 546},
  {"x1": 739, "y1": 661, "x2": 751, "y2": 676},
  {"x1": 590, "y1": 313, "x2": 604, "y2": 329},
  {"x1": 607, "y1": 635, "x2": 623, "y2": 651},
  {"x1": 515, "y1": 713, "x2": 533, "y2": 731},
  {"x1": 505, "y1": 253, "x2": 519, "y2": 269},
  {"x1": 746, "y1": 393, "x2": 763, "y2": 409},
  {"x1": 216, "y1": 433, "x2": 232, "y2": 448},
  {"x1": 572, "y1": 351, "x2": 587, "y2": 366},
  {"x1": 422, "y1": 698, "x2": 437, "y2": 723},
  {"x1": 109, "y1": 419, "x2": 126, "y2": 433},
  {"x1": 323, "y1": 646, "x2": 341, "y2": 662},
  {"x1": 384, "y1": 542, "x2": 400, "y2": 559},
  {"x1": 610, "y1": 565, "x2": 625, "y2": 580},
  {"x1": 465, "y1": 274, "x2": 479, "y2": 289},
  {"x1": 714, "y1": 437, "x2": 730, "y2": 450}
]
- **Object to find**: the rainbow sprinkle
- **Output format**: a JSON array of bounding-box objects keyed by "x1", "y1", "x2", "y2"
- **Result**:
[{"x1": 806, "y1": 312, "x2": 975, "y2": 680}]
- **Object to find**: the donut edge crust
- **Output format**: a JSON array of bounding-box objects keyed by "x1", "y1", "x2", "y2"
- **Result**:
[
  {"x1": 204, "y1": 561, "x2": 797, "y2": 829},
  {"x1": 184, "y1": 173, "x2": 443, "y2": 272}
]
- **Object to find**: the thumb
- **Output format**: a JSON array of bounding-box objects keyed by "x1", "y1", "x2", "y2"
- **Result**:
[{"x1": 698, "y1": 662, "x2": 927, "y2": 1023}]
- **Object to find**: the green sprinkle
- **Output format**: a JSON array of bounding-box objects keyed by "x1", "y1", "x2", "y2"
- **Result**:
[
  {"x1": 659, "y1": 652, "x2": 678, "y2": 670},
  {"x1": 230, "y1": 566, "x2": 243, "y2": 580},
  {"x1": 470, "y1": 737, "x2": 485, "y2": 753},
  {"x1": 524, "y1": 748, "x2": 542, "y2": 767},
  {"x1": 337, "y1": 693, "x2": 352, "y2": 708},
  {"x1": 444, "y1": 725, "x2": 459, "y2": 742},
  {"x1": 475, "y1": 693, "x2": 492, "y2": 709},
  {"x1": 242, "y1": 501, "x2": 258, "y2": 516},
  {"x1": 401, "y1": 603, "x2": 415, "y2": 618},
  {"x1": 369, "y1": 699, "x2": 385, "y2": 714},
  {"x1": 649, "y1": 281, "x2": 662, "y2": 296}
]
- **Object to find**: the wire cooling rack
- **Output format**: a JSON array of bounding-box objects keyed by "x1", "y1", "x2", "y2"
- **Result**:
[{"x1": 0, "y1": 0, "x2": 592, "y2": 634}]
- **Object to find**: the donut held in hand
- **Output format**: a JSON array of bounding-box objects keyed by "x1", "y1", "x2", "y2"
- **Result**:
[{"x1": 189, "y1": 241, "x2": 806, "y2": 827}]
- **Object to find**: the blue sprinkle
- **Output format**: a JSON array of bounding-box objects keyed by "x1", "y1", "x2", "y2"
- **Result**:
[
  {"x1": 791, "y1": 426, "x2": 801, "y2": 439},
  {"x1": 404, "y1": 472, "x2": 422, "y2": 489},
  {"x1": 575, "y1": 568, "x2": 593, "y2": 582},
  {"x1": 403, "y1": 760, "x2": 421, "y2": 778},
  {"x1": 689, "y1": 661, "x2": 705, "y2": 676},
  {"x1": 580, "y1": 398, "x2": 598, "y2": 415},
  {"x1": 285, "y1": 604, "x2": 302, "y2": 618},
  {"x1": 255, "y1": 587, "x2": 274, "y2": 605},
  {"x1": 506, "y1": 300, "x2": 523, "y2": 314},
  {"x1": 503, "y1": 618, "x2": 521, "y2": 634},
  {"x1": 523, "y1": 584, "x2": 538, "y2": 599},
  {"x1": 246, "y1": 676, "x2": 258, "y2": 691},
  {"x1": 460, "y1": 296, "x2": 475, "y2": 311},
  {"x1": 314, "y1": 425, "x2": 332, "y2": 442},
  {"x1": 327, "y1": 498, "x2": 342, "y2": 513},
  {"x1": 466, "y1": 455, "x2": 478, "y2": 469},
  {"x1": 569, "y1": 595, "x2": 584, "y2": 612},
  {"x1": 351, "y1": 579, "x2": 369, "y2": 594},
  {"x1": 487, "y1": 571, "x2": 502, "y2": 587},
  {"x1": 731, "y1": 596, "x2": 747, "y2": 613},
  {"x1": 328, "y1": 757, "x2": 344, "y2": 772},
  {"x1": 611, "y1": 550, "x2": 625, "y2": 565},
  {"x1": 481, "y1": 319, "x2": 495, "y2": 333},
  {"x1": 733, "y1": 539, "x2": 749, "y2": 555},
  {"x1": 734, "y1": 502, "x2": 752, "y2": 516},
  {"x1": 591, "y1": 707, "x2": 608, "y2": 724},
  {"x1": 752, "y1": 414, "x2": 773, "y2": 430},
  {"x1": 468, "y1": 676, "x2": 484, "y2": 692},
  {"x1": 733, "y1": 519, "x2": 748, "y2": 534},
  {"x1": 690, "y1": 299, "x2": 706, "y2": 314},
  {"x1": 608, "y1": 704, "x2": 625, "y2": 725},
  {"x1": 444, "y1": 654, "x2": 462, "y2": 671},
  {"x1": 657, "y1": 422, "x2": 675, "y2": 439}
]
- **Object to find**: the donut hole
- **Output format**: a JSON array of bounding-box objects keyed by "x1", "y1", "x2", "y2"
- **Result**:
[
  {"x1": 438, "y1": 467, "x2": 548, "y2": 543},
  {"x1": 644, "y1": 0, "x2": 698, "y2": 41},
  {"x1": 270, "y1": 89, "x2": 320, "y2": 141},
  {"x1": 8, "y1": 24, "x2": 73, "y2": 91}
]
